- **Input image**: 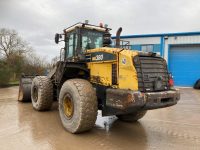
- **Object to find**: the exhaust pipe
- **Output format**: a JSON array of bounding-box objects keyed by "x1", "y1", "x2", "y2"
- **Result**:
[{"x1": 116, "y1": 27, "x2": 122, "y2": 48}]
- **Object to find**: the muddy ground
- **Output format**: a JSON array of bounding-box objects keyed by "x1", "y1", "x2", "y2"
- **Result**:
[{"x1": 0, "y1": 86, "x2": 200, "y2": 150}]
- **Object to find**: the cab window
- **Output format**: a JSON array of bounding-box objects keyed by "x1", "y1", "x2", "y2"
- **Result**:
[{"x1": 81, "y1": 30, "x2": 103, "y2": 52}]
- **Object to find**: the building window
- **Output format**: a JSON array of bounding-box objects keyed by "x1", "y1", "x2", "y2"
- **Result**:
[{"x1": 141, "y1": 45, "x2": 153, "y2": 52}]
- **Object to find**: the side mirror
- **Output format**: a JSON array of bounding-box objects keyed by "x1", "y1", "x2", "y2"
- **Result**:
[{"x1": 55, "y1": 33, "x2": 61, "y2": 44}]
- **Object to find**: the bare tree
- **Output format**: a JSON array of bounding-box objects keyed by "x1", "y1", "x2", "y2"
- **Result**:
[
  {"x1": 0, "y1": 28, "x2": 31, "y2": 62},
  {"x1": 0, "y1": 28, "x2": 48, "y2": 84},
  {"x1": 22, "y1": 52, "x2": 48, "y2": 75}
]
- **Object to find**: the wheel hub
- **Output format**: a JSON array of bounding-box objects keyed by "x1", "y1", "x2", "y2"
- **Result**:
[
  {"x1": 33, "y1": 86, "x2": 38, "y2": 102},
  {"x1": 63, "y1": 94, "x2": 73, "y2": 118}
]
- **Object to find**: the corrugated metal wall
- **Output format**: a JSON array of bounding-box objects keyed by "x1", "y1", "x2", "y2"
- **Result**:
[
  {"x1": 167, "y1": 35, "x2": 200, "y2": 44},
  {"x1": 122, "y1": 37, "x2": 160, "y2": 45},
  {"x1": 120, "y1": 35, "x2": 200, "y2": 61}
]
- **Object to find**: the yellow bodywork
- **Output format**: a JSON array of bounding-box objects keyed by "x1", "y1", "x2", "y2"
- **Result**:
[
  {"x1": 118, "y1": 50, "x2": 138, "y2": 90},
  {"x1": 86, "y1": 47, "x2": 139, "y2": 90}
]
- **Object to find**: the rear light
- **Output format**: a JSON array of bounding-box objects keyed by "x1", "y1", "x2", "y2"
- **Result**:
[
  {"x1": 169, "y1": 73, "x2": 174, "y2": 87},
  {"x1": 169, "y1": 78, "x2": 174, "y2": 87}
]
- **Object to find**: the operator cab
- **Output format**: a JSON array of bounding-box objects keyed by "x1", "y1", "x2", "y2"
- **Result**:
[{"x1": 55, "y1": 22, "x2": 112, "y2": 62}]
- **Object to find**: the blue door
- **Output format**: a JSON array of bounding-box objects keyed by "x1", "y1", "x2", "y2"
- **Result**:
[{"x1": 169, "y1": 45, "x2": 200, "y2": 87}]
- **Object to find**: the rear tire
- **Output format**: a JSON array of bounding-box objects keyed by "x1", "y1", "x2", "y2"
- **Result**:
[
  {"x1": 59, "y1": 79, "x2": 97, "y2": 133},
  {"x1": 117, "y1": 111, "x2": 147, "y2": 122},
  {"x1": 31, "y1": 76, "x2": 53, "y2": 111}
]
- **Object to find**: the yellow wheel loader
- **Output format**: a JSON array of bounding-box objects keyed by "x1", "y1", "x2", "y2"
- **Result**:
[{"x1": 18, "y1": 22, "x2": 180, "y2": 133}]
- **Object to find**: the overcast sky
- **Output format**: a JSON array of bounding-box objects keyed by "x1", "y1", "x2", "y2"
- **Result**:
[{"x1": 0, "y1": 0, "x2": 200, "y2": 61}]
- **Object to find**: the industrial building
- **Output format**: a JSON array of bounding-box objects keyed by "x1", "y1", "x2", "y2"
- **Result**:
[{"x1": 113, "y1": 32, "x2": 200, "y2": 87}]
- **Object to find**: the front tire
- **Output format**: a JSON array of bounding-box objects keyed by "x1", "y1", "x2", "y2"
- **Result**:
[
  {"x1": 117, "y1": 111, "x2": 147, "y2": 122},
  {"x1": 59, "y1": 79, "x2": 97, "y2": 133},
  {"x1": 31, "y1": 76, "x2": 53, "y2": 111}
]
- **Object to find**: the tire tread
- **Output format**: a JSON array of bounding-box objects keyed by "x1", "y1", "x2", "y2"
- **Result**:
[{"x1": 32, "y1": 76, "x2": 53, "y2": 111}]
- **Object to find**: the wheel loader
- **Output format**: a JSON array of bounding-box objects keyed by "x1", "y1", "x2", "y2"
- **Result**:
[{"x1": 18, "y1": 21, "x2": 180, "y2": 133}]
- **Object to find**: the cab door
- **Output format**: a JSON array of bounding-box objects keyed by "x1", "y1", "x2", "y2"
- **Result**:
[{"x1": 65, "y1": 32, "x2": 78, "y2": 60}]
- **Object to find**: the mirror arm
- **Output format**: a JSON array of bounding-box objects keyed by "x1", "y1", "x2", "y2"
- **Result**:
[{"x1": 59, "y1": 40, "x2": 65, "y2": 42}]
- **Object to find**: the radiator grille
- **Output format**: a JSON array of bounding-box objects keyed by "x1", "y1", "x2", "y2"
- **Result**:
[
  {"x1": 133, "y1": 56, "x2": 170, "y2": 92},
  {"x1": 112, "y1": 64, "x2": 117, "y2": 85}
]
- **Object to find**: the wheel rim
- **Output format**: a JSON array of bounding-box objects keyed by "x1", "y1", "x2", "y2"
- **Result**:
[
  {"x1": 63, "y1": 94, "x2": 74, "y2": 119},
  {"x1": 33, "y1": 86, "x2": 38, "y2": 102}
]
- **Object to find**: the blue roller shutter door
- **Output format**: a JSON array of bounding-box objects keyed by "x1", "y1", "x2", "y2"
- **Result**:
[{"x1": 169, "y1": 45, "x2": 200, "y2": 86}]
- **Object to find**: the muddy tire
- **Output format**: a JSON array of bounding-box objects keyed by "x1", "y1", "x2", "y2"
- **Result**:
[
  {"x1": 117, "y1": 111, "x2": 147, "y2": 122},
  {"x1": 31, "y1": 76, "x2": 53, "y2": 111},
  {"x1": 59, "y1": 79, "x2": 97, "y2": 133}
]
